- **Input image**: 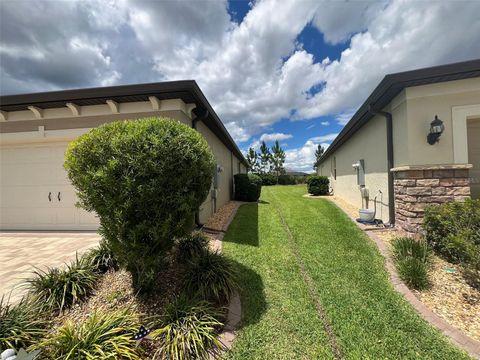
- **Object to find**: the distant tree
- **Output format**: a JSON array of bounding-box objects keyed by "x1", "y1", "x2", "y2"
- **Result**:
[
  {"x1": 271, "y1": 140, "x2": 286, "y2": 180},
  {"x1": 313, "y1": 144, "x2": 325, "y2": 171},
  {"x1": 259, "y1": 141, "x2": 271, "y2": 174},
  {"x1": 246, "y1": 147, "x2": 259, "y2": 173}
]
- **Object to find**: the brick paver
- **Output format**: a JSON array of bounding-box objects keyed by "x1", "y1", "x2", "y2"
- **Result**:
[{"x1": 0, "y1": 232, "x2": 100, "y2": 304}]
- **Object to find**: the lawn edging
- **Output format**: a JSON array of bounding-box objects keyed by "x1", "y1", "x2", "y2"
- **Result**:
[
  {"x1": 202, "y1": 201, "x2": 245, "y2": 352},
  {"x1": 309, "y1": 195, "x2": 480, "y2": 359}
]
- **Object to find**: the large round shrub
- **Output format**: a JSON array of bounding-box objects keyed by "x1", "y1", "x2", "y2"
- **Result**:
[
  {"x1": 64, "y1": 117, "x2": 215, "y2": 292},
  {"x1": 306, "y1": 175, "x2": 329, "y2": 195},
  {"x1": 234, "y1": 174, "x2": 262, "y2": 202}
]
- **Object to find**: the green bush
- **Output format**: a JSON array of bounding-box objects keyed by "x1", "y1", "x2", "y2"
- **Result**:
[
  {"x1": 42, "y1": 309, "x2": 140, "y2": 359},
  {"x1": 306, "y1": 176, "x2": 329, "y2": 195},
  {"x1": 151, "y1": 295, "x2": 223, "y2": 360},
  {"x1": 392, "y1": 237, "x2": 431, "y2": 290},
  {"x1": 278, "y1": 175, "x2": 296, "y2": 185},
  {"x1": 423, "y1": 199, "x2": 480, "y2": 281},
  {"x1": 176, "y1": 232, "x2": 210, "y2": 264},
  {"x1": 183, "y1": 250, "x2": 238, "y2": 302},
  {"x1": 64, "y1": 117, "x2": 215, "y2": 293},
  {"x1": 0, "y1": 296, "x2": 47, "y2": 350},
  {"x1": 234, "y1": 174, "x2": 262, "y2": 202},
  {"x1": 259, "y1": 173, "x2": 277, "y2": 186},
  {"x1": 84, "y1": 240, "x2": 119, "y2": 274},
  {"x1": 27, "y1": 257, "x2": 98, "y2": 312}
]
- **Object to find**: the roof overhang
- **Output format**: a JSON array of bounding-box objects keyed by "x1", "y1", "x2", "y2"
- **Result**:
[
  {"x1": 317, "y1": 58, "x2": 480, "y2": 166},
  {"x1": 0, "y1": 80, "x2": 248, "y2": 166}
]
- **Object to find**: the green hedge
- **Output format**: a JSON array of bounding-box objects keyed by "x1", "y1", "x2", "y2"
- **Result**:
[
  {"x1": 64, "y1": 117, "x2": 215, "y2": 292},
  {"x1": 259, "y1": 173, "x2": 277, "y2": 186},
  {"x1": 423, "y1": 199, "x2": 480, "y2": 284},
  {"x1": 306, "y1": 176, "x2": 329, "y2": 195},
  {"x1": 234, "y1": 174, "x2": 262, "y2": 202},
  {"x1": 278, "y1": 175, "x2": 296, "y2": 185}
]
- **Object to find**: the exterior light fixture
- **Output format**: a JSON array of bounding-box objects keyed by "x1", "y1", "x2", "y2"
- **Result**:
[{"x1": 427, "y1": 115, "x2": 444, "y2": 145}]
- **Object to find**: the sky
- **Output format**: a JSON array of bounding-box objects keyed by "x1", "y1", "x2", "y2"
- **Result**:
[{"x1": 1, "y1": 0, "x2": 480, "y2": 172}]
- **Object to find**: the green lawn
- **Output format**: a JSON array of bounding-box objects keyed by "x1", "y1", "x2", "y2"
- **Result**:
[{"x1": 223, "y1": 185, "x2": 470, "y2": 359}]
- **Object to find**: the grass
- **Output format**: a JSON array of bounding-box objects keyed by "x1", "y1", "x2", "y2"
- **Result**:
[{"x1": 223, "y1": 185, "x2": 470, "y2": 359}]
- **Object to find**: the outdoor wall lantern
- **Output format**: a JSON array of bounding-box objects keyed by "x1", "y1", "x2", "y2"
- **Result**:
[{"x1": 427, "y1": 115, "x2": 444, "y2": 145}]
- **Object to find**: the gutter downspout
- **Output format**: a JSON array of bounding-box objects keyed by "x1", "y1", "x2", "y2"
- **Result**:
[
  {"x1": 368, "y1": 105, "x2": 395, "y2": 226},
  {"x1": 192, "y1": 109, "x2": 209, "y2": 227}
]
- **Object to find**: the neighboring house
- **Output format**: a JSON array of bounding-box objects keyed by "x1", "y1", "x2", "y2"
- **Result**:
[
  {"x1": 317, "y1": 59, "x2": 480, "y2": 235},
  {"x1": 0, "y1": 81, "x2": 247, "y2": 230}
]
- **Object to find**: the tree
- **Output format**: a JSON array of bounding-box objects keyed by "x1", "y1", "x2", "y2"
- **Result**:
[
  {"x1": 65, "y1": 117, "x2": 215, "y2": 293},
  {"x1": 259, "y1": 141, "x2": 271, "y2": 174},
  {"x1": 246, "y1": 147, "x2": 259, "y2": 173},
  {"x1": 270, "y1": 140, "x2": 286, "y2": 180},
  {"x1": 313, "y1": 144, "x2": 325, "y2": 171}
]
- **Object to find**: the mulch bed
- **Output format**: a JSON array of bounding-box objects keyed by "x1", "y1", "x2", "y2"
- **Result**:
[{"x1": 204, "y1": 201, "x2": 244, "y2": 232}]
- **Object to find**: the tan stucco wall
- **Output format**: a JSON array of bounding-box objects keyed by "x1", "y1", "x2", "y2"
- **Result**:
[
  {"x1": 403, "y1": 77, "x2": 480, "y2": 166},
  {"x1": 321, "y1": 114, "x2": 391, "y2": 223}
]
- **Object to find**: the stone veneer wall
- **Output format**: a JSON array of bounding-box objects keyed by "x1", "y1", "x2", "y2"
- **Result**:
[{"x1": 392, "y1": 165, "x2": 471, "y2": 236}]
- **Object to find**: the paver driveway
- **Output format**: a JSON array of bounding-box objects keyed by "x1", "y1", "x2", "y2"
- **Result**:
[{"x1": 0, "y1": 232, "x2": 100, "y2": 303}]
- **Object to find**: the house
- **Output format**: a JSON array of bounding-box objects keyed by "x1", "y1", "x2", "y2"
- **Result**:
[
  {"x1": 0, "y1": 81, "x2": 247, "y2": 230},
  {"x1": 317, "y1": 59, "x2": 480, "y2": 235}
]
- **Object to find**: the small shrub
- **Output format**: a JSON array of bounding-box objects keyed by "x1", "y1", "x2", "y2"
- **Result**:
[
  {"x1": 42, "y1": 309, "x2": 140, "y2": 359},
  {"x1": 64, "y1": 117, "x2": 215, "y2": 293},
  {"x1": 278, "y1": 175, "x2": 296, "y2": 185},
  {"x1": 183, "y1": 250, "x2": 238, "y2": 302},
  {"x1": 306, "y1": 176, "x2": 329, "y2": 195},
  {"x1": 396, "y1": 257, "x2": 430, "y2": 290},
  {"x1": 0, "y1": 295, "x2": 47, "y2": 350},
  {"x1": 234, "y1": 174, "x2": 262, "y2": 202},
  {"x1": 392, "y1": 237, "x2": 431, "y2": 290},
  {"x1": 151, "y1": 295, "x2": 223, "y2": 360},
  {"x1": 423, "y1": 199, "x2": 480, "y2": 284},
  {"x1": 258, "y1": 173, "x2": 277, "y2": 186},
  {"x1": 84, "y1": 240, "x2": 119, "y2": 273},
  {"x1": 26, "y1": 257, "x2": 98, "y2": 312},
  {"x1": 176, "y1": 232, "x2": 210, "y2": 264}
]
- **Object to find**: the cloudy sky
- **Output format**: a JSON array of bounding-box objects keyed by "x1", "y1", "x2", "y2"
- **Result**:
[{"x1": 1, "y1": 0, "x2": 480, "y2": 171}]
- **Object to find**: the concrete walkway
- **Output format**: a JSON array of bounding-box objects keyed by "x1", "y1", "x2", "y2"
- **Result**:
[{"x1": 0, "y1": 232, "x2": 100, "y2": 303}]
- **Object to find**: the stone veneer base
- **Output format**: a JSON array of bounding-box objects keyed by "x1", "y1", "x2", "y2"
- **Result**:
[{"x1": 392, "y1": 164, "x2": 471, "y2": 236}]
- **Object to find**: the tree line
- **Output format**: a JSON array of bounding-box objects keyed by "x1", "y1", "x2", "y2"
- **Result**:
[{"x1": 246, "y1": 140, "x2": 286, "y2": 179}]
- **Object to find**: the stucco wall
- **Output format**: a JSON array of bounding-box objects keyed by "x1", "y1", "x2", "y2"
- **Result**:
[
  {"x1": 322, "y1": 114, "x2": 391, "y2": 223},
  {"x1": 404, "y1": 77, "x2": 480, "y2": 166}
]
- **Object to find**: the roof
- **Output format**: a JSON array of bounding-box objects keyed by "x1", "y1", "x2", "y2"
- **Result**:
[
  {"x1": 317, "y1": 58, "x2": 480, "y2": 165},
  {"x1": 0, "y1": 80, "x2": 248, "y2": 166}
]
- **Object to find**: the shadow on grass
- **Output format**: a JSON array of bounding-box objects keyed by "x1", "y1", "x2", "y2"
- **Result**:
[
  {"x1": 222, "y1": 202, "x2": 259, "y2": 247},
  {"x1": 231, "y1": 258, "x2": 266, "y2": 329}
]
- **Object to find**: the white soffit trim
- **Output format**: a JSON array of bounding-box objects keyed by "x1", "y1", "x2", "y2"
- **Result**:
[
  {"x1": 66, "y1": 102, "x2": 81, "y2": 116},
  {"x1": 452, "y1": 103, "x2": 480, "y2": 163},
  {"x1": 0, "y1": 127, "x2": 93, "y2": 146},
  {"x1": 28, "y1": 106, "x2": 43, "y2": 119},
  {"x1": 106, "y1": 100, "x2": 120, "y2": 114}
]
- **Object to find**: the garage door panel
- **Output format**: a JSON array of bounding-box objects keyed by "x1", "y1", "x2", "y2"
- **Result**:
[{"x1": 0, "y1": 143, "x2": 99, "y2": 230}]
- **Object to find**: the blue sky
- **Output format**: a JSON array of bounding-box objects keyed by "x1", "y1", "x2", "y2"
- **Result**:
[{"x1": 1, "y1": 0, "x2": 479, "y2": 171}]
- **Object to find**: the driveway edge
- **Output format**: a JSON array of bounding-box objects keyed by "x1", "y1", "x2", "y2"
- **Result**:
[{"x1": 318, "y1": 196, "x2": 480, "y2": 359}]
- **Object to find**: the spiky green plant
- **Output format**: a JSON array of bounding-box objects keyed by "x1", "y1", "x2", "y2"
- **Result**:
[
  {"x1": 183, "y1": 250, "x2": 238, "y2": 302},
  {"x1": 84, "y1": 240, "x2": 119, "y2": 273},
  {"x1": 392, "y1": 237, "x2": 431, "y2": 290},
  {"x1": 151, "y1": 295, "x2": 224, "y2": 360},
  {"x1": 41, "y1": 309, "x2": 140, "y2": 359},
  {"x1": 26, "y1": 256, "x2": 98, "y2": 312},
  {"x1": 0, "y1": 295, "x2": 48, "y2": 350},
  {"x1": 176, "y1": 232, "x2": 210, "y2": 264}
]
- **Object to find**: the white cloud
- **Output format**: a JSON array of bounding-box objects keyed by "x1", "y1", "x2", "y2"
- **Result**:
[
  {"x1": 249, "y1": 132, "x2": 293, "y2": 150},
  {"x1": 335, "y1": 109, "x2": 356, "y2": 125},
  {"x1": 309, "y1": 133, "x2": 339, "y2": 143},
  {"x1": 285, "y1": 140, "x2": 331, "y2": 172},
  {"x1": 320, "y1": 121, "x2": 330, "y2": 126}
]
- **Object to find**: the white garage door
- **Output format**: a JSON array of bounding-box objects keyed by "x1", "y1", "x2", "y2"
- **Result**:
[{"x1": 0, "y1": 142, "x2": 99, "y2": 230}]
